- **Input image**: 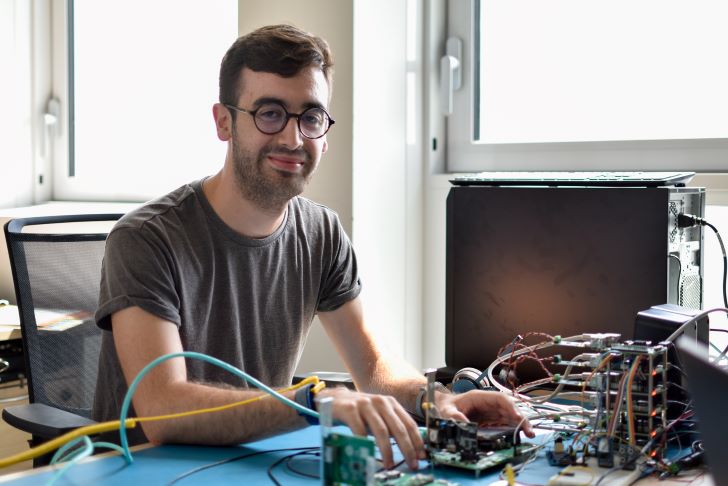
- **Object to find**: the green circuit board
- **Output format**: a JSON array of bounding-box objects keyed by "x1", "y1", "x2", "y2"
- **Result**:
[{"x1": 429, "y1": 443, "x2": 540, "y2": 477}]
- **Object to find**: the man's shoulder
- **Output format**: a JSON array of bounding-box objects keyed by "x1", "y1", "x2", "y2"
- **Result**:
[
  {"x1": 113, "y1": 181, "x2": 202, "y2": 234},
  {"x1": 290, "y1": 195, "x2": 340, "y2": 222}
]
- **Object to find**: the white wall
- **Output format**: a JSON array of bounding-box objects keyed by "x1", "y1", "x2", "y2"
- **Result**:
[
  {"x1": 352, "y1": 0, "x2": 423, "y2": 367},
  {"x1": 236, "y1": 0, "x2": 354, "y2": 374}
]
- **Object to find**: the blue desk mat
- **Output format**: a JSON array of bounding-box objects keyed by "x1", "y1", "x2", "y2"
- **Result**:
[{"x1": 0, "y1": 426, "x2": 569, "y2": 485}]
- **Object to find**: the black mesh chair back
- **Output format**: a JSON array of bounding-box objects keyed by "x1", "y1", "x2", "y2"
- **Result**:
[{"x1": 4, "y1": 214, "x2": 122, "y2": 419}]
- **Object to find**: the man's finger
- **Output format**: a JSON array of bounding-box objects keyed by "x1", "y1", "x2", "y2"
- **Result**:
[
  {"x1": 382, "y1": 404, "x2": 422, "y2": 469},
  {"x1": 359, "y1": 405, "x2": 395, "y2": 469},
  {"x1": 394, "y1": 406, "x2": 425, "y2": 458}
]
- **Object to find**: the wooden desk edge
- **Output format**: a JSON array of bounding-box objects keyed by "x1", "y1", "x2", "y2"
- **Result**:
[{"x1": 0, "y1": 443, "x2": 153, "y2": 483}]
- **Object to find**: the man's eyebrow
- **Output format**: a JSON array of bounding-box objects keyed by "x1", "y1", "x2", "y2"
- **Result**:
[
  {"x1": 252, "y1": 97, "x2": 326, "y2": 111},
  {"x1": 252, "y1": 97, "x2": 286, "y2": 108}
]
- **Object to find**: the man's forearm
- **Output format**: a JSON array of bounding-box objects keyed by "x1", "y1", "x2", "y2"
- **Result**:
[
  {"x1": 356, "y1": 358, "x2": 427, "y2": 415},
  {"x1": 135, "y1": 381, "x2": 306, "y2": 445}
]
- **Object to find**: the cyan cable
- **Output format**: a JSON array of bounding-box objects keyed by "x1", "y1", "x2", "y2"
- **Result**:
[
  {"x1": 45, "y1": 436, "x2": 93, "y2": 486},
  {"x1": 118, "y1": 351, "x2": 321, "y2": 463},
  {"x1": 46, "y1": 437, "x2": 127, "y2": 486}
]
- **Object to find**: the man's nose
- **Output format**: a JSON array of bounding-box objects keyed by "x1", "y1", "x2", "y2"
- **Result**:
[{"x1": 276, "y1": 116, "x2": 303, "y2": 149}]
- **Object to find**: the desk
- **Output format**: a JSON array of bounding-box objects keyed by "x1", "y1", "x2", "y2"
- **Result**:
[{"x1": 0, "y1": 426, "x2": 715, "y2": 485}]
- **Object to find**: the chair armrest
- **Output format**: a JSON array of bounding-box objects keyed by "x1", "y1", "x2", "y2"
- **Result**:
[{"x1": 2, "y1": 403, "x2": 97, "y2": 439}]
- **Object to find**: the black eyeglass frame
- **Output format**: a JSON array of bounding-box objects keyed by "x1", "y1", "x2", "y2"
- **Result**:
[{"x1": 223, "y1": 102, "x2": 335, "y2": 140}]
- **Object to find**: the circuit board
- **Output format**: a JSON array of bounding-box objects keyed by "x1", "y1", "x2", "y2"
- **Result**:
[
  {"x1": 322, "y1": 431, "x2": 459, "y2": 485},
  {"x1": 429, "y1": 443, "x2": 540, "y2": 477},
  {"x1": 322, "y1": 432, "x2": 376, "y2": 485},
  {"x1": 545, "y1": 457, "x2": 642, "y2": 486},
  {"x1": 374, "y1": 470, "x2": 458, "y2": 485}
]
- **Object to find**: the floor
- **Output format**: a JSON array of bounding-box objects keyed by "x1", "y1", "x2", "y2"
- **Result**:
[{"x1": 0, "y1": 381, "x2": 32, "y2": 475}]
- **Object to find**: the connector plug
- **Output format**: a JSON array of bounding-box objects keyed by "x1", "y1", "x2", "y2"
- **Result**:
[{"x1": 677, "y1": 213, "x2": 705, "y2": 228}]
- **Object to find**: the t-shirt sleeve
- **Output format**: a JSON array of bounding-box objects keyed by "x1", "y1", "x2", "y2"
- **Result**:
[
  {"x1": 317, "y1": 216, "x2": 362, "y2": 312},
  {"x1": 95, "y1": 226, "x2": 182, "y2": 330}
]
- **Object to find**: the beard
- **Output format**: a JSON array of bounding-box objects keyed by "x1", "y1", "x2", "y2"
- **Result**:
[{"x1": 231, "y1": 134, "x2": 316, "y2": 212}]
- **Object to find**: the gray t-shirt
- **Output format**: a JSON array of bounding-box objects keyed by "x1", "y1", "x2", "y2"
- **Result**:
[{"x1": 92, "y1": 179, "x2": 361, "y2": 434}]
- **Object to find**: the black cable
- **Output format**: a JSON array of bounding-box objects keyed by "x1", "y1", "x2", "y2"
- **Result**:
[
  {"x1": 669, "y1": 363, "x2": 688, "y2": 378},
  {"x1": 705, "y1": 221, "x2": 728, "y2": 309},
  {"x1": 666, "y1": 399, "x2": 691, "y2": 409},
  {"x1": 385, "y1": 458, "x2": 407, "y2": 472},
  {"x1": 668, "y1": 253, "x2": 682, "y2": 299},
  {"x1": 678, "y1": 213, "x2": 728, "y2": 308},
  {"x1": 593, "y1": 463, "x2": 626, "y2": 486},
  {"x1": 268, "y1": 449, "x2": 320, "y2": 486},
  {"x1": 284, "y1": 451, "x2": 320, "y2": 479},
  {"x1": 668, "y1": 382, "x2": 690, "y2": 396},
  {"x1": 165, "y1": 446, "x2": 318, "y2": 486},
  {"x1": 268, "y1": 445, "x2": 394, "y2": 484}
]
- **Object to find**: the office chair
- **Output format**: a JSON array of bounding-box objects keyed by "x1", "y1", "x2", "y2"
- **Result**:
[{"x1": 2, "y1": 214, "x2": 122, "y2": 465}]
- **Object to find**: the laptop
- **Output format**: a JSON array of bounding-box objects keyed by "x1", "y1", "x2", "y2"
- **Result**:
[
  {"x1": 677, "y1": 337, "x2": 728, "y2": 483},
  {"x1": 449, "y1": 171, "x2": 695, "y2": 187}
]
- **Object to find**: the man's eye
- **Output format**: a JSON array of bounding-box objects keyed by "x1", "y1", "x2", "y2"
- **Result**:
[
  {"x1": 257, "y1": 107, "x2": 284, "y2": 121},
  {"x1": 302, "y1": 111, "x2": 324, "y2": 126}
]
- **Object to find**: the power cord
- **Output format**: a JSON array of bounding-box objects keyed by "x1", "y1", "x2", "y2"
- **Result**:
[{"x1": 678, "y1": 213, "x2": 727, "y2": 308}]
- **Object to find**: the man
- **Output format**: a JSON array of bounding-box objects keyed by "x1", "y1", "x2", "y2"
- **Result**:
[{"x1": 93, "y1": 24, "x2": 532, "y2": 470}]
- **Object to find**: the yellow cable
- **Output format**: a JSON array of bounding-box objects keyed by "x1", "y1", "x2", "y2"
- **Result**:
[
  {"x1": 0, "y1": 376, "x2": 322, "y2": 469},
  {"x1": 135, "y1": 376, "x2": 321, "y2": 424},
  {"x1": 557, "y1": 465, "x2": 595, "y2": 486},
  {"x1": 0, "y1": 419, "x2": 137, "y2": 469},
  {"x1": 504, "y1": 463, "x2": 516, "y2": 485}
]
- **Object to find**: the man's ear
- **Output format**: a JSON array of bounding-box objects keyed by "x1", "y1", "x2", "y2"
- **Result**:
[
  {"x1": 212, "y1": 103, "x2": 232, "y2": 141},
  {"x1": 322, "y1": 139, "x2": 328, "y2": 154}
]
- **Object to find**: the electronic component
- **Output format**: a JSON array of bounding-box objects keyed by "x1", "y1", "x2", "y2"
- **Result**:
[
  {"x1": 546, "y1": 437, "x2": 574, "y2": 467},
  {"x1": 546, "y1": 458, "x2": 642, "y2": 485},
  {"x1": 427, "y1": 445, "x2": 538, "y2": 478},
  {"x1": 422, "y1": 371, "x2": 538, "y2": 476},
  {"x1": 322, "y1": 432, "x2": 376, "y2": 485},
  {"x1": 596, "y1": 437, "x2": 614, "y2": 468},
  {"x1": 373, "y1": 470, "x2": 456, "y2": 485}
]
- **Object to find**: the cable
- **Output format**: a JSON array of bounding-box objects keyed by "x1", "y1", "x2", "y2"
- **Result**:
[
  {"x1": 284, "y1": 450, "x2": 321, "y2": 479},
  {"x1": 0, "y1": 418, "x2": 138, "y2": 469},
  {"x1": 677, "y1": 213, "x2": 727, "y2": 308},
  {"x1": 625, "y1": 356, "x2": 642, "y2": 446},
  {"x1": 268, "y1": 449, "x2": 322, "y2": 486},
  {"x1": 0, "y1": 356, "x2": 321, "y2": 469},
  {"x1": 45, "y1": 437, "x2": 94, "y2": 486},
  {"x1": 487, "y1": 334, "x2": 589, "y2": 396},
  {"x1": 165, "y1": 446, "x2": 318, "y2": 486},
  {"x1": 118, "y1": 351, "x2": 322, "y2": 463},
  {"x1": 706, "y1": 221, "x2": 728, "y2": 308},
  {"x1": 668, "y1": 253, "x2": 682, "y2": 299},
  {"x1": 664, "y1": 307, "x2": 728, "y2": 343}
]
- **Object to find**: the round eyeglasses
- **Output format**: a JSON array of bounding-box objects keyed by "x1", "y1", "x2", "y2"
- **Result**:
[{"x1": 224, "y1": 101, "x2": 335, "y2": 139}]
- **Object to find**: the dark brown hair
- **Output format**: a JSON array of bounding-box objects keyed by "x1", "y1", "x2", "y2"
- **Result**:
[{"x1": 219, "y1": 24, "x2": 334, "y2": 106}]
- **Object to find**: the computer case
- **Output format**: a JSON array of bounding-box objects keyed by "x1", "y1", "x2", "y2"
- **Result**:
[{"x1": 445, "y1": 185, "x2": 705, "y2": 374}]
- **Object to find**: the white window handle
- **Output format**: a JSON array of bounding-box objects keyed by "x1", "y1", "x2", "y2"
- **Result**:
[{"x1": 440, "y1": 37, "x2": 462, "y2": 116}]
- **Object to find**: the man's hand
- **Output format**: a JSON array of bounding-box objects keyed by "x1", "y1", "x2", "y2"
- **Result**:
[
  {"x1": 435, "y1": 390, "x2": 535, "y2": 438},
  {"x1": 316, "y1": 387, "x2": 425, "y2": 470}
]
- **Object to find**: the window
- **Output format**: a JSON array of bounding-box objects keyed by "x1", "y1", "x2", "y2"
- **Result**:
[
  {"x1": 52, "y1": 1, "x2": 237, "y2": 201},
  {"x1": 0, "y1": 0, "x2": 35, "y2": 207},
  {"x1": 445, "y1": 0, "x2": 728, "y2": 173}
]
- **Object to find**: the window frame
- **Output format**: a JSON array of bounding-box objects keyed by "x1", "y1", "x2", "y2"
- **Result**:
[
  {"x1": 50, "y1": 0, "x2": 73, "y2": 200},
  {"x1": 50, "y1": 0, "x2": 236, "y2": 202},
  {"x1": 445, "y1": 0, "x2": 728, "y2": 175}
]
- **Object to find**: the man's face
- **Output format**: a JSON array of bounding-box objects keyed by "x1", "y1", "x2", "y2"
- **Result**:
[{"x1": 225, "y1": 66, "x2": 330, "y2": 211}]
